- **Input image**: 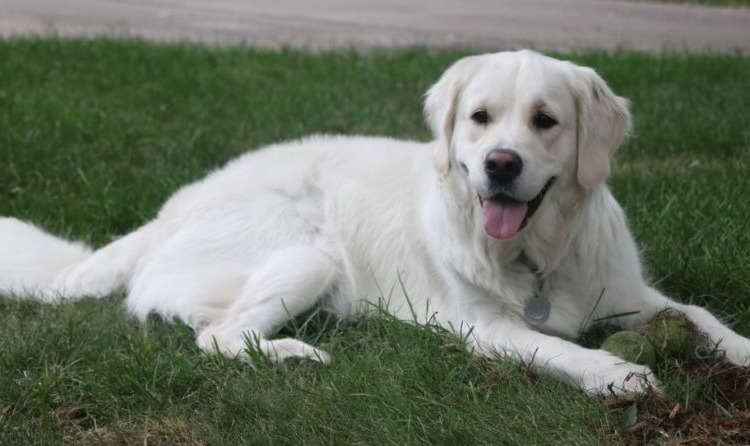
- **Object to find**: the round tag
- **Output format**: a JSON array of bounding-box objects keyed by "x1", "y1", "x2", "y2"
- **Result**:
[{"x1": 524, "y1": 294, "x2": 551, "y2": 324}]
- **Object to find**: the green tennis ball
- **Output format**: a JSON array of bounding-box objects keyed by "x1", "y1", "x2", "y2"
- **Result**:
[
  {"x1": 600, "y1": 330, "x2": 656, "y2": 367},
  {"x1": 642, "y1": 309, "x2": 701, "y2": 359}
]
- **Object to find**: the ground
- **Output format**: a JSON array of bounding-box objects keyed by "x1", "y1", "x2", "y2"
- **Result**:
[{"x1": 1, "y1": 0, "x2": 749, "y2": 53}]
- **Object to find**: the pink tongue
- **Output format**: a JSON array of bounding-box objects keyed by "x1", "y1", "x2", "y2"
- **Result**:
[{"x1": 482, "y1": 200, "x2": 528, "y2": 239}]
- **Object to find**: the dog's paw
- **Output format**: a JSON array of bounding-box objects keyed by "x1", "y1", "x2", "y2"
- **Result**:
[
  {"x1": 579, "y1": 357, "x2": 660, "y2": 396},
  {"x1": 258, "y1": 338, "x2": 332, "y2": 364},
  {"x1": 196, "y1": 328, "x2": 241, "y2": 356},
  {"x1": 719, "y1": 335, "x2": 750, "y2": 366},
  {"x1": 196, "y1": 328, "x2": 331, "y2": 365}
]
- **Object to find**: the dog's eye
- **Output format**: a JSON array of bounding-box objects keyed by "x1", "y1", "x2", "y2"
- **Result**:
[
  {"x1": 532, "y1": 112, "x2": 557, "y2": 130},
  {"x1": 471, "y1": 109, "x2": 490, "y2": 125}
]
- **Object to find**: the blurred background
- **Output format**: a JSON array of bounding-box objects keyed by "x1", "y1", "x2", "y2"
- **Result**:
[{"x1": 2, "y1": 0, "x2": 749, "y2": 53}]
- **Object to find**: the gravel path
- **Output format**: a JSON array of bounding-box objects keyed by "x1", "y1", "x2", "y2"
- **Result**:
[{"x1": 1, "y1": 0, "x2": 749, "y2": 52}]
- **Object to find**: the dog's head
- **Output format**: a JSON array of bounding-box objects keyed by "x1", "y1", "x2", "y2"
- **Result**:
[{"x1": 424, "y1": 50, "x2": 631, "y2": 240}]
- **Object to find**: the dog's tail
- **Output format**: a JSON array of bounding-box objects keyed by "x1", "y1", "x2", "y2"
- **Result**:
[
  {"x1": 0, "y1": 217, "x2": 155, "y2": 301},
  {"x1": 0, "y1": 218, "x2": 93, "y2": 300}
]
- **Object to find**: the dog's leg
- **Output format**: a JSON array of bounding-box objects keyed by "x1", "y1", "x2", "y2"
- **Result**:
[
  {"x1": 613, "y1": 286, "x2": 750, "y2": 366},
  {"x1": 196, "y1": 245, "x2": 336, "y2": 364},
  {"x1": 471, "y1": 319, "x2": 660, "y2": 395}
]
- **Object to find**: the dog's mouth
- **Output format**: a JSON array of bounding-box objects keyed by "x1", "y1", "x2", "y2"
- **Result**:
[{"x1": 478, "y1": 177, "x2": 556, "y2": 240}]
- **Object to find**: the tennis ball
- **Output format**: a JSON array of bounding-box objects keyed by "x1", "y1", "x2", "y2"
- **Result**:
[
  {"x1": 600, "y1": 330, "x2": 656, "y2": 367},
  {"x1": 642, "y1": 309, "x2": 702, "y2": 359}
]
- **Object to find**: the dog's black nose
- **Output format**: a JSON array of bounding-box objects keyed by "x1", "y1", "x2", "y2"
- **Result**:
[{"x1": 484, "y1": 149, "x2": 523, "y2": 186}]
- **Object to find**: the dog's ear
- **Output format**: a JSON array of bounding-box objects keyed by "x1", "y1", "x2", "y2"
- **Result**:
[
  {"x1": 569, "y1": 66, "x2": 631, "y2": 189},
  {"x1": 424, "y1": 56, "x2": 482, "y2": 176}
]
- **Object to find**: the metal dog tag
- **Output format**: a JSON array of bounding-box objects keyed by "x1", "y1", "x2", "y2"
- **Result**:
[{"x1": 524, "y1": 294, "x2": 551, "y2": 324}]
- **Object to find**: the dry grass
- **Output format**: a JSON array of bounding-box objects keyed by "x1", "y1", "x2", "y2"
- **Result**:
[
  {"x1": 609, "y1": 361, "x2": 750, "y2": 445},
  {"x1": 50, "y1": 408, "x2": 208, "y2": 446}
]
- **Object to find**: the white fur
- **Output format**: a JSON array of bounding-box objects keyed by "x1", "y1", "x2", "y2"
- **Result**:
[
  {"x1": 2, "y1": 50, "x2": 749, "y2": 395},
  {"x1": 0, "y1": 218, "x2": 91, "y2": 299}
]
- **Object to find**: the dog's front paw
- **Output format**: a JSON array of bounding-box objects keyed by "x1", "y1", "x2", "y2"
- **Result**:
[
  {"x1": 579, "y1": 356, "x2": 660, "y2": 396},
  {"x1": 719, "y1": 335, "x2": 750, "y2": 366}
]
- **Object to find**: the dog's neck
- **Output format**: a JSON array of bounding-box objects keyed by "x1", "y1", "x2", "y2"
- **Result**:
[{"x1": 519, "y1": 181, "x2": 587, "y2": 276}]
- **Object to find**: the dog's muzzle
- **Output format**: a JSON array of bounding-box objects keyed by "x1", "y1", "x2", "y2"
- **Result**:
[{"x1": 478, "y1": 177, "x2": 556, "y2": 240}]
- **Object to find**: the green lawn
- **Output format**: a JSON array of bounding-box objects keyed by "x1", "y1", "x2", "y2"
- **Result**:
[{"x1": 1, "y1": 38, "x2": 749, "y2": 445}]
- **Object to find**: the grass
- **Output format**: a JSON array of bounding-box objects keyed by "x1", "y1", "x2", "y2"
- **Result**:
[{"x1": 0, "y1": 38, "x2": 749, "y2": 444}]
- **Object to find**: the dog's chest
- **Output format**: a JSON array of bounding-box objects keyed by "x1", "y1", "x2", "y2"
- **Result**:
[
  {"x1": 481, "y1": 259, "x2": 592, "y2": 340},
  {"x1": 526, "y1": 271, "x2": 598, "y2": 339}
]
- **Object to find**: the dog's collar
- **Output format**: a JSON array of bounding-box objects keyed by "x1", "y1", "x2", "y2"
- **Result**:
[
  {"x1": 518, "y1": 251, "x2": 551, "y2": 325},
  {"x1": 517, "y1": 250, "x2": 541, "y2": 275}
]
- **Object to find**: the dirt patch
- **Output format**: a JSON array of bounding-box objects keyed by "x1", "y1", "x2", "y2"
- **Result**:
[
  {"x1": 607, "y1": 360, "x2": 750, "y2": 445},
  {"x1": 50, "y1": 407, "x2": 208, "y2": 446}
]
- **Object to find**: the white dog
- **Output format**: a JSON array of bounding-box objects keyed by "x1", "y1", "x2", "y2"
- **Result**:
[{"x1": 2, "y1": 50, "x2": 748, "y2": 395}]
